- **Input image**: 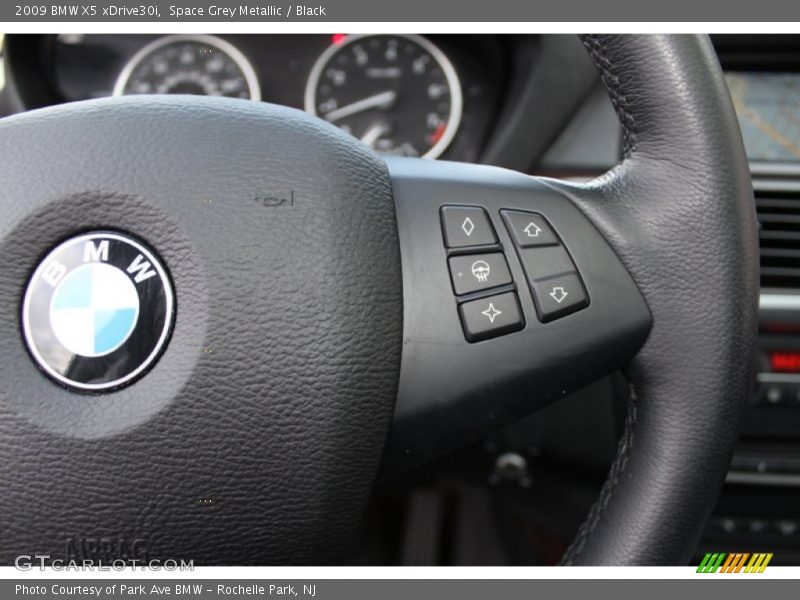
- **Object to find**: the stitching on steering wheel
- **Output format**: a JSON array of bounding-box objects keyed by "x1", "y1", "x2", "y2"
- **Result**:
[
  {"x1": 560, "y1": 384, "x2": 638, "y2": 565},
  {"x1": 558, "y1": 36, "x2": 643, "y2": 565},
  {"x1": 579, "y1": 35, "x2": 638, "y2": 158}
]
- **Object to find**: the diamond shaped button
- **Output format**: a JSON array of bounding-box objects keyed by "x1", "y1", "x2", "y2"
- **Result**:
[
  {"x1": 461, "y1": 217, "x2": 475, "y2": 237},
  {"x1": 441, "y1": 206, "x2": 497, "y2": 248}
]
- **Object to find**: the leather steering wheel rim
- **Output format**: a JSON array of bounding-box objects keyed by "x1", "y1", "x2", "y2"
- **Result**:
[{"x1": 553, "y1": 34, "x2": 759, "y2": 565}]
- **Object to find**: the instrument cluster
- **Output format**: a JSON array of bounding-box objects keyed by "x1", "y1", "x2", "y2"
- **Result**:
[{"x1": 42, "y1": 34, "x2": 504, "y2": 162}]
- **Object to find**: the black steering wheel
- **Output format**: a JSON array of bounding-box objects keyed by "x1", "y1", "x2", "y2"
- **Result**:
[{"x1": 0, "y1": 34, "x2": 757, "y2": 565}]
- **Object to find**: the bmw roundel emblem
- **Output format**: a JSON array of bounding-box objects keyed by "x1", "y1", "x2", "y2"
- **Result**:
[{"x1": 22, "y1": 231, "x2": 175, "y2": 391}]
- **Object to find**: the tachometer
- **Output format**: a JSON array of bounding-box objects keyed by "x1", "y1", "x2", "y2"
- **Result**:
[
  {"x1": 304, "y1": 34, "x2": 462, "y2": 158},
  {"x1": 113, "y1": 34, "x2": 260, "y2": 100}
]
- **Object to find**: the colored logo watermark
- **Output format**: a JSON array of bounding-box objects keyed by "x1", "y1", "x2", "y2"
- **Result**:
[{"x1": 697, "y1": 552, "x2": 773, "y2": 573}]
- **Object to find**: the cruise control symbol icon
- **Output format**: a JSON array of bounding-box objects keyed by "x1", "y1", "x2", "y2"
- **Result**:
[
  {"x1": 21, "y1": 232, "x2": 175, "y2": 392},
  {"x1": 471, "y1": 260, "x2": 491, "y2": 282}
]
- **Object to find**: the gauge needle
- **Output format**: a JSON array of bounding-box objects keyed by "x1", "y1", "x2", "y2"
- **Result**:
[
  {"x1": 323, "y1": 90, "x2": 397, "y2": 123},
  {"x1": 360, "y1": 123, "x2": 387, "y2": 148}
]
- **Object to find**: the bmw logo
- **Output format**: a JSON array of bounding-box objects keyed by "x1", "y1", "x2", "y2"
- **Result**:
[{"x1": 22, "y1": 232, "x2": 175, "y2": 391}]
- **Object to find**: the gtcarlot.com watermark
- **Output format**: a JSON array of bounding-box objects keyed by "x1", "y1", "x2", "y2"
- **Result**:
[{"x1": 14, "y1": 554, "x2": 194, "y2": 571}]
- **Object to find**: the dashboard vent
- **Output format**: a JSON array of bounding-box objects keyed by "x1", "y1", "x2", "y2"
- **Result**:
[{"x1": 757, "y1": 186, "x2": 800, "y2": 289}]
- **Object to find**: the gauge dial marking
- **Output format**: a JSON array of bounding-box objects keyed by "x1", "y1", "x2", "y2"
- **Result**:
[
  {"x1": 113, "y1": 35, "x2": 261, "y2": 101},
  {"x1": 305, "y1": 34, "x2": 463, "y2": 159}
]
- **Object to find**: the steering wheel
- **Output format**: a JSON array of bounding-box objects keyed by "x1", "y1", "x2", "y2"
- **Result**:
[{"x1": 0, "y1": 34, "x2": 757, "y2": 565}]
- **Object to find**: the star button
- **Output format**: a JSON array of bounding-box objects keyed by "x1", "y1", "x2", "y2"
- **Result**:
[{"x1": 481, "y1": 302, "x2": 502, "y2": 323}]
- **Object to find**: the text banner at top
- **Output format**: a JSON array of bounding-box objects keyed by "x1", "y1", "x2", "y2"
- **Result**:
[{"x1": 3, "y1": 0, "x2": 800, "y2": 22}]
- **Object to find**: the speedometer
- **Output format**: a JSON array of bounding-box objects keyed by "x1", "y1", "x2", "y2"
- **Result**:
[
  {"x1": 113, "y1": 35, "x2": 260, "y2": 100},
  {"x1": 304, "y1": 34, "x2": 462, "y2": 159}
]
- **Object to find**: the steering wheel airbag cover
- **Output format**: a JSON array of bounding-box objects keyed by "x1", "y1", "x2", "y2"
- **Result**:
[{"x1": 0, "y1": 96, "x2": 402, "y2": 565}]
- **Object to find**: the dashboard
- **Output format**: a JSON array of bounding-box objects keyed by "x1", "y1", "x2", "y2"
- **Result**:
[
  {"x1": 10, "y1": 34, "x2": 506, "y2": 164},
  {"x1": 17, "y1": 36, "x2": 800, "y2": 174},
  {"x1": 0, "y1": 34, "x2": 613, "y2": 176}
]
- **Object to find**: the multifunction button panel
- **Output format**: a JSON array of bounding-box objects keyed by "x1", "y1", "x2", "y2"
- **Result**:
[{"x1": 441, "y1": 206, "x2": 589, "y2": 342}]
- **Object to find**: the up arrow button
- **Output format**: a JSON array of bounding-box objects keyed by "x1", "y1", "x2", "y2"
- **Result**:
[
  {"x1": 501, "y1": 210, "x2": 558, "y2": 248},
  {"x1": 523, "y1": 222, "x2": 542, "y2": 237}
]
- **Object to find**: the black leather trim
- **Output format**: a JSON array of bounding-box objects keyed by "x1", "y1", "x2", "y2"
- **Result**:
[{"x1": 551, "y1": 35, "x2": 759, "y2": 565}]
